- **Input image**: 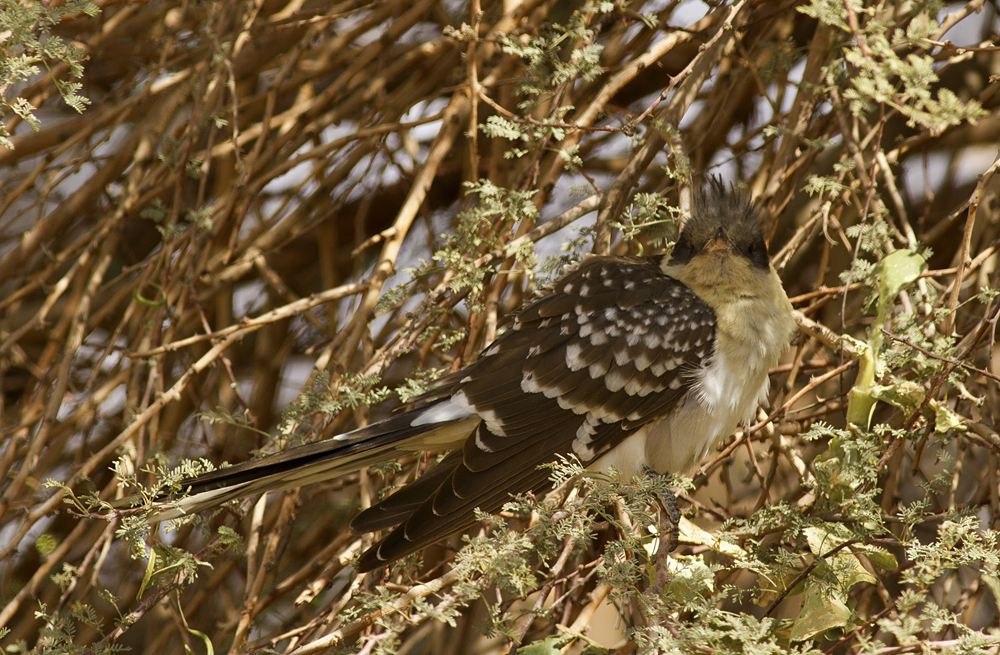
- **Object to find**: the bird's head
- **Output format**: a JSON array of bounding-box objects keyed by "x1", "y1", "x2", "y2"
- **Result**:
[{"x1": 664, "y1": 178, "x2": 775, "y2": 301}]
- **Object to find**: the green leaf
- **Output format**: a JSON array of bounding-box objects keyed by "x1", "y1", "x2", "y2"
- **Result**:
[
  {"x1": 929, "y1": 400, "x2": 966, "y2": 434},
  {"x1": 35, "y1": 533, "x2": 57, "y2": 556},
  {"x1": 865, "y1": 548, "x2": 898, "y2": 572},
  {"x1": 481, "y1": 115, "x2": 525, "y2": 140},
  {"x1": 138, "y1": 548, "x2": 157, "y2": 600},
  {"x1": 869, "y1": 379, "x2": 925, "y2": 414},
  {"x1": 875, "y1": 250, "x2": 927, "y2": 305},
  {"x1": 846, "y1": 343, "x2": 878, "y2": 428},
  {"x1": 804, "y1": 523, "x2": 853, "y2": 555},
  {"x1": 789, "y1": 580, "x2": 851, "y2": 642},
  {"x1": 847, "y1": 249, "x2": 927, "y2": 428},
  {"x1": 183, "y1": 626, "x2": 214, "y2": 655},
  {"x1": 805, "y1": 524, "x2": 877, "y2": 590},
  {"x1": 517, "y1": 633, "x2": 569, "y2": 653},
  {"x1": 661, "y1": 554, "x2": 717, "y2": 603}
]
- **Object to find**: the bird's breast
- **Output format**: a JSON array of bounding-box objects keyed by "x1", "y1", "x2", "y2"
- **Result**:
[
  {"x1": 640, "y1": 338, "x2": 769, "y2": 477},
  {"x1": 590, "y1": 299, "x2": 791, "y2": 480}
]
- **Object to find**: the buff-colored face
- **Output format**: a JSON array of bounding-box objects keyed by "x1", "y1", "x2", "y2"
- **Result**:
[{"x1": 664, "y1": 180, "x2": 776, "y2": 307}]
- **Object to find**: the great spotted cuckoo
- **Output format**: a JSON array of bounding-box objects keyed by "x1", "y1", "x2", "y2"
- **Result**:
[{"x1": 139, "y1": 178, "x2": 797, "y2": 572}]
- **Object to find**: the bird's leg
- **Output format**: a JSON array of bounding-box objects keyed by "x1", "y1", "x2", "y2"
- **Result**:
[
  {"x1": 642, "y1": 466, "x2": 680, "y2": 554},
  {"x1": 640, "y1": 467, "x2": 682, "y2": 602}
]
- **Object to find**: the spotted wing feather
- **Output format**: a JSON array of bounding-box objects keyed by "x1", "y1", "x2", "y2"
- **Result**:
[{"x1": 354, "y1": 256, "x2": 716, "y2": 570}]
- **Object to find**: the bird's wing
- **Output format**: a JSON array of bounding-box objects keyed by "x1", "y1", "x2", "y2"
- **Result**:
[{"x1": 354, "y1": 256, "x2": 716, "y2": 570}]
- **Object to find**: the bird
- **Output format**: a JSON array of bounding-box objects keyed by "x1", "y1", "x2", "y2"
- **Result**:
[{"x1": 138, "y1": 178, "x2": 797, "y2": 573}]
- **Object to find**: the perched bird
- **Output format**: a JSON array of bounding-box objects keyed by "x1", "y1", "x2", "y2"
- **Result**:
[{"x1": 141, "y1": 178, "x2": 797, "y2": 572}]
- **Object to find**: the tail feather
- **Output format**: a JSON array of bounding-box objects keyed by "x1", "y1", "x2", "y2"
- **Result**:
[
  {"x1": 349, "y1": 450, "x2": 463, "y2": 533},
  {"x1": 144, "y1": 399, "x2": 478, "y2": 521}
]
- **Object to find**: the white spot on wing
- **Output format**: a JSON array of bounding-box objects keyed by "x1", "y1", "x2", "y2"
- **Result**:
[
  {"x1": 589, "y1": 358, "x2": 610, "y2": 378},
  {"x1": 556, "y1": 395, "x2": 589, "y2": 414},
  {"x1": 605, "y1": 369, "x2": 628, "y2": 392},
  {"x1": 572, "y1": 416, "x2": 599, "y2": 459},
  {"x1": 566, "y1": 341, "x2": 586, "y2": 371},
  {"x1": 475, "y1": 429, "x2": 494, "y2": 453},
  {"x1": 572, "y1": 439, "x2": 596, "y2": 460},
  {"x1": 588, "y1": 330, "x2": 609, "y2": 346},
  {"x1": 575, "y1": 416, "x2": 597, "y2": 444},
  {"x1": 410, "y1": 394, "x2": 474, "y2": 427},
  {"x1": 477, "y1": 406, "x2": 506, "y2": 436}
]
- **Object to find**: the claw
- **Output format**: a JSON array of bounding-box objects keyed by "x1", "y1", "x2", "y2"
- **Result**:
[{"x1": 642, "y1": 466, "x2": 681, "y2": 554}]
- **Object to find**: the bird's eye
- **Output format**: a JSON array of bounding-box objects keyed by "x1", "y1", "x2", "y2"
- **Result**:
[
  {"x1": 745, "y1": 240, "x2": 769, "y2": 269},
  {"x1": 669, "y1": 238, "x2": 695, "y2": 264}
]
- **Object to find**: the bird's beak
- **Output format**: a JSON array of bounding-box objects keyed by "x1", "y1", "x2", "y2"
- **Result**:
[{"x1": 705, "y1": 227, "x2": 730, "y2": 254}]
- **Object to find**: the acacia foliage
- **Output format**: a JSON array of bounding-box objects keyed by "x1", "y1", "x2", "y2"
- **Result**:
[{"x1": 1, "y1": 0, "x2": 999, "y2": 653}]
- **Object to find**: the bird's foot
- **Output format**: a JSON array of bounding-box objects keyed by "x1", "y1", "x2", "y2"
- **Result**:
[{"x1": 642, "y1": 466, "x2": 680, "y2": 555}]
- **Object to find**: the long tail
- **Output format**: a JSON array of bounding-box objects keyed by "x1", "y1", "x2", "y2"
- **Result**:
[{"x1": 142, "y1": 398, "x2": 479, "y2": 521}]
